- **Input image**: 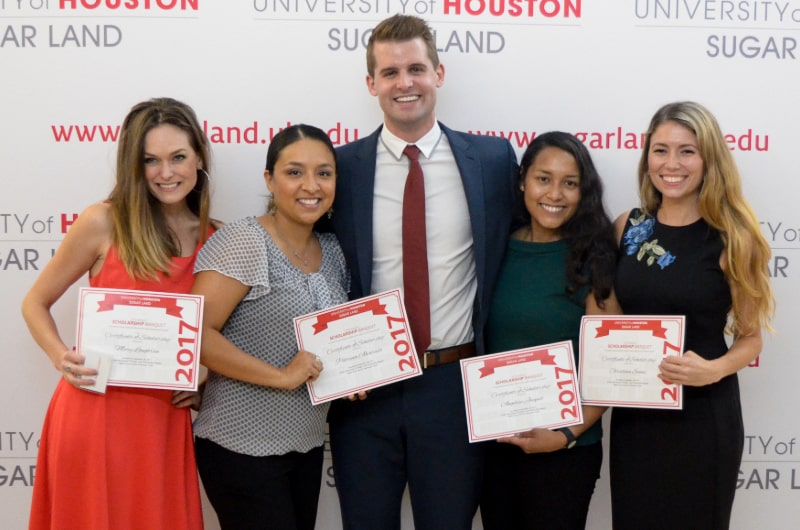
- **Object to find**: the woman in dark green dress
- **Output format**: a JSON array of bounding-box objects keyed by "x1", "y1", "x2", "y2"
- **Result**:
[{"x1": 481, "y1": 131, "x2": 621, "y2": 530}]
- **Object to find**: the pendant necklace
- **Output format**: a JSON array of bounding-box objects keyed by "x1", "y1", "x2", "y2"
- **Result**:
[{"x1": 274, "y1": 224, "x2": 312, "y2": 269}]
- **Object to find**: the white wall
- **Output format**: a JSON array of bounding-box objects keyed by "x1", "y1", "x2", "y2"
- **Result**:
[{"x1": 2, "y1": 1, "x2": 797, "y2": 528}]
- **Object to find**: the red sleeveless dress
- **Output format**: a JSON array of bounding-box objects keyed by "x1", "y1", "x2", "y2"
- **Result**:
[{"x1": 29, "y1": 243, "x2": 206, "y2": 530}]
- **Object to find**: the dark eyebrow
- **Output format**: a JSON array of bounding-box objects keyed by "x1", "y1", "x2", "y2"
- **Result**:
[{"x1": 143, "y1": 148, "x2": 188, "y2": 157}]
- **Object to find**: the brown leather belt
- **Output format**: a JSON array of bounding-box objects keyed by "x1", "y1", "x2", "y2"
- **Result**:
[{"x1": 421, "y1": 342, "x2": 476, "y2": 369}]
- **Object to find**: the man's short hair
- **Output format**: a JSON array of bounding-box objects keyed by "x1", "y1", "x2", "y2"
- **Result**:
[{"x1": 366, "y1": 14, "x2": 439, "y2": 76}]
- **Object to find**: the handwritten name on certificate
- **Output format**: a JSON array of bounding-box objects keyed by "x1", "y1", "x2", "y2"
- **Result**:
[
  {"x1": 459, "y1": 341, "x2": 583, "y2": 443},
  {"x1": 76, "y1": 288, "x2": 203, "y2": 391},
  {"x1": 579, "y1": 315, "x2": 685, "y2": 409},
  {"x1": 294, "y1": 289, "x2": 422, "y2": 405}
]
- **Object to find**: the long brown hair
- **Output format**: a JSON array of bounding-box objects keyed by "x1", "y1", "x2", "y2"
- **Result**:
[{"x1": 108, "y1": 97, "x2": 211, "y2": 279}]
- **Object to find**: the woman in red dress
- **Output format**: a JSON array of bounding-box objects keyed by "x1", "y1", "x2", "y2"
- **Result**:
[{"x1": 22, "y1": 98, "x2": 212, "y2": 530}]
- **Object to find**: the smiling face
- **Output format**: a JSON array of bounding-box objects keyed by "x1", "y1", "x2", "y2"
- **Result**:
[
  {"x1": 143, "y1": 123, "x2": 200, "y2": 209},
  {"x1": 522, "y1": 146, "x2": 582, "y2": 243},
  {"x1": 367, "y1": 37, "x2": 444, "y2": 143},
  {"x1": 647, "y1": 120, "x2": 705, "y2": 205},
  {"x1": 265, "y1": 138, "x2": 336, "y2": 228}
]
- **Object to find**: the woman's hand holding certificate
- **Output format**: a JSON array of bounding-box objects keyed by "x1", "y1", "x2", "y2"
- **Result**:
[
  {"x1": 75, "y1": 287, "x2": 203, "y2": 393},
  {"x1": 578, "y1": 315, "x2": 686, "y2": 409},
  {"x1": 459, "y1": 341, "x2": 583, "y2": 443},
  {"x1": 293, "y1": 289, "x2": 422, "y2": 404}
]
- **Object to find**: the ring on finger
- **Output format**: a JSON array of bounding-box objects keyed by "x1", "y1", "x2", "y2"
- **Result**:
[{"x1": 65, "y1": 365, "x2": 72, "y2": 373}]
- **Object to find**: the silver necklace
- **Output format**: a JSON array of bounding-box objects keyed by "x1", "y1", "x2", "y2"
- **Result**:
[{"x1": 274, "y1": 225, "x2": 312, "y2": 268}]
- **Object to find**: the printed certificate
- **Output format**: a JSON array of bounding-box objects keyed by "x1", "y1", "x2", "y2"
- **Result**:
[
  {"x1": 579, "y1": 315, "x2": 685, "y2": 409},
  {"x1": 294, "y1": 289, "x2": 423, "y2": 405},
  {"x1": 460, "y1": 341, "x2": 583, "y2": 443},
  {"x1": 76, "y1": 288, "x2": 203, "y2": 391}
]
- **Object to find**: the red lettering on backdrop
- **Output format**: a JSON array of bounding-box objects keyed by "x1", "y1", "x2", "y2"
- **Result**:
[
  {"x1": 60, "y1": 213, "x2": 78, "y2": 233},
  {"x1": 60, "y1": 0, "x2": 199, "y2": 10},
  {"x1": 443, "y1": 0, "x2": 581, "y2": 18}
]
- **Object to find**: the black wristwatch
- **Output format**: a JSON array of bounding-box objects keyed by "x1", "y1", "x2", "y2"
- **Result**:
[{"x1": 556, "y1": 427, "x2": 577, "y2": 449}]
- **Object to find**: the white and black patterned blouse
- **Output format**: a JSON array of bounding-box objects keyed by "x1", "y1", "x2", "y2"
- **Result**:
[{"x1": 193, "y1": 216, "x2": 349, "y2": 456}]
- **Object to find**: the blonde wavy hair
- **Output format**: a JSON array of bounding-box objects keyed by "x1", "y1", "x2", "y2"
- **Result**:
[
  {"x1": 108, "y1": 97, "x2": 211, "y2": 279},
  {"x1": 637, "y1": 101, "x2": 774, "y2": 336}
]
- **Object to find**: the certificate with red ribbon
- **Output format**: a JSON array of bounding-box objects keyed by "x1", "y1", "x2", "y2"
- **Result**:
[
  {"x1": 294, "y1": 289, "x2": 422, "y2": 405},
  {"x1": 459, "y1": 341, "x2": 583, "y2": 443},
  {"x1": 579, "y1": 315, "x2": 685, "y2": 409},
  {"x1": 75, "y1": 288, "x2": 203, "y2": 391}
]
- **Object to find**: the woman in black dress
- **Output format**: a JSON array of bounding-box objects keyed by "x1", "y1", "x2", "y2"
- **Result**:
[{"x1": 611, "y1": 101, "x2": 774, "y2": 530}]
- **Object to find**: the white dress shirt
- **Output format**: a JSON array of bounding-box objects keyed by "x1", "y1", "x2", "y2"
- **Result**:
[{"x1": 371, "y1": 122, "x2": 477, "y2": 350}]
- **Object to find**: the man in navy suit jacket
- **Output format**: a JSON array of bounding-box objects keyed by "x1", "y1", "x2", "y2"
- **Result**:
[{"x1": 327, "y1": 14, "x2": 518, "y2": 530}]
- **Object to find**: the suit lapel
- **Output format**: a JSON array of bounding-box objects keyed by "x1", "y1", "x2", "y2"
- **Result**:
[
  {"x1": 348, "y1": 128, "x2": 381, "y2": 296},
  {"x1": 442, "y1": 125, "x2": 487, "y2": 288}
]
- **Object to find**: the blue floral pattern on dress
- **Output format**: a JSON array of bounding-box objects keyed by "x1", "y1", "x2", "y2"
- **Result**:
[{"x1": 622, "y1": 212, "x2": 676, "y2": 269}]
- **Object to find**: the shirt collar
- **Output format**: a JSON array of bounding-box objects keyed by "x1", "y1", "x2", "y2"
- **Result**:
[{"x1": 379, "y1": 121, "x2": 442, "y2": 160}]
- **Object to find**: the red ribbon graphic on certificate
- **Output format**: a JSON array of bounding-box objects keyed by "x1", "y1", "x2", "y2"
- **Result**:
[
  {"x1": 96, "y1": 292, "x2": 184, "y2": 318},
  {"x1": 593, "y1": 319, "x2": 667, "y2": 339},
  {"x1": 311, "y1": 298, "x2": 388, "y2": 334},
  {"x1": 478, "y1": 349, "x2": 557, "y2": 378}
]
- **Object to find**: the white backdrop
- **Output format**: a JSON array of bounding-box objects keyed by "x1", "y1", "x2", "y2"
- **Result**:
[{"x1": 2, "y1": 1, "x2": 798, "y2": 528}]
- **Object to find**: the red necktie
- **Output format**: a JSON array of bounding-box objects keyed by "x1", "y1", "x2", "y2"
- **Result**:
[{"x1": 402, "y1": 144, "x2": 431, "y2": 355}]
